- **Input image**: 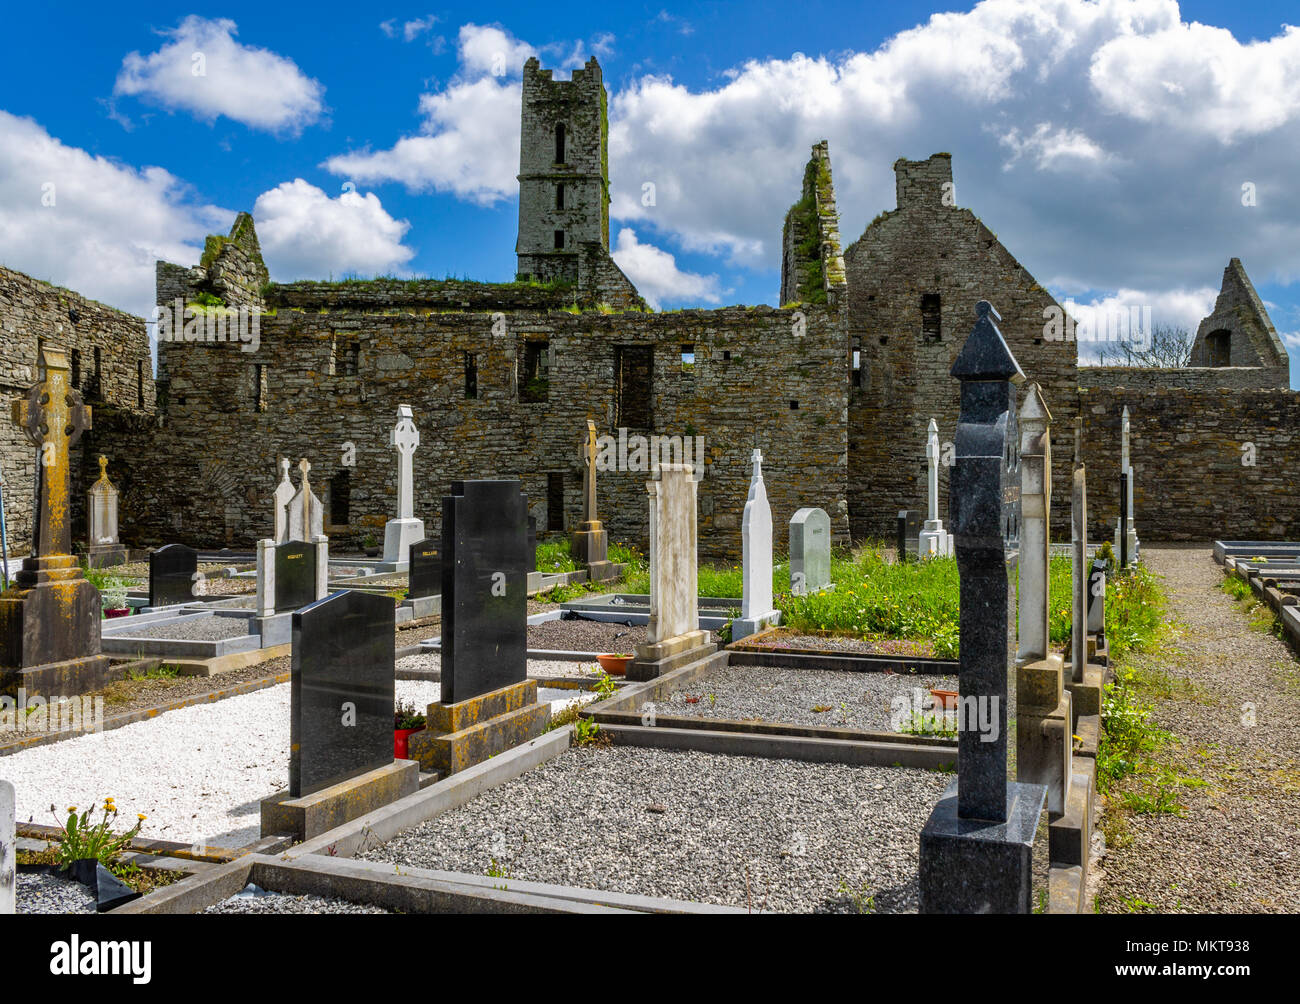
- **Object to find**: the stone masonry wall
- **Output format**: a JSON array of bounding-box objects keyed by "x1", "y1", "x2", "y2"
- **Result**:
[
  {"x1": 1080, "y1": 387, "x2": 1300, "y2": 542},
  {"x1": 107, "y1": 304, "x2": 847, "y2": 560},
  {"x1": 1079, "y1": 365, "x2": 1287, "y2": 392},
  {"x1": 0, "y1": 264, "x2": 156, "y2": 554}
]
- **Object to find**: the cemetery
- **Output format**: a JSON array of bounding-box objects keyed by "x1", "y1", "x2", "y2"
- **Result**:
[{"x1": 1, "y1": 34, "x2": 1297, "y2": 934}]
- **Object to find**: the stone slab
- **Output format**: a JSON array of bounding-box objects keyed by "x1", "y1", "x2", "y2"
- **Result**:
[
  {"x1": 261, "y1": 759, "x2": 419, "y2": 841},
  {"x1": 426, "y1": 679, "x2": 539, "y2": 734},
  {"x1": 408, "y1": 701, "x2": 551, "y2": 776}
]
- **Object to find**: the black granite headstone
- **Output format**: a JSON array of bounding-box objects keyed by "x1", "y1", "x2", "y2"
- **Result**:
[
  {"x1": 275, "y1": 541, "x2": 317, "y2": 612},
  {"x1": 1119, "y1": 471, "x2": 1129, "y2": 569},
  {"x1": 441, "y1": 480, "x2": 528, "y2": 705},
  {"x1": 896, "y1": 510, "x2": 922, "y2": 563},
  {"x1": 289, "y1": 589, "x2": 395, "y2": 797},
  {"x1": 527, "y1": 514, "x2": 537, "y2": 572},
  {"x1": 148, "y1": 544, "x2": 197, "y2": 607},
  {"x1": 919, "y1": 300, "x2": 1046, "y2": 914},
  {"x1": 407, "y1": 538, "x2": 441, "y2": 599}
]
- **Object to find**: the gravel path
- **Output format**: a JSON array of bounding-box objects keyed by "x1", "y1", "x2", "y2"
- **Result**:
[
  {"x1": 203, "y1": 886, "x2": 388, "y2": 914},
  {"x1": 1097, "y1": 546, "x2": 1300, "y2": 914},
  {"x1": 397, "y1": 651, "x2": 604, "y2": 681},
  {"x1": 125, "y1": 615, "x2": 254, "y2": 641},
  {"x1": 17, "y1": 871, "x2": 97, "y2": 914},
  {"x1": 361, "y1": 745, "x2": 950, "y2": 913},
  {"x1": 528, "y1": 618, "x2": 645, "y2": 652},
  {"x1": 663, "y1": 664, "x2": 956, "y2": 731}
]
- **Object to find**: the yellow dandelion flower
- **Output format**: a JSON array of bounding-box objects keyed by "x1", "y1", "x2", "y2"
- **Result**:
[
  {"x1": 67, "y1": 806, "x2": 77, "y2": 813},
  {"x1": 137, "y1": 813, "x2": 147, "y2": 821}
]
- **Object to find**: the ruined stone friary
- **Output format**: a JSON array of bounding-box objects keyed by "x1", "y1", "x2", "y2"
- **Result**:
[{"x1": 0, "y1": 54, "x2": 1295, "y2": 558}]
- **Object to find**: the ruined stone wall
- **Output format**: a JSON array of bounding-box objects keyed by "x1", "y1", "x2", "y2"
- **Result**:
[
  {"x1": 780, "y1": 142, "x2": 848, "y2": 310},
  {"x1": 107, "y1": 304, "x2": 847, "y2": 559},
  {"x1": 1079, "y1": 387, "x2": 1300, "y2": 542},
  {"x1": 1079, "y1": 365, "x2": 1287, "y2": 392},
  {"x1": 0, "y1": 264, "x2": 156, "y2": 554},
  {"x1": 843, "y1": 154, "x2": 1080, "y2": 542}
]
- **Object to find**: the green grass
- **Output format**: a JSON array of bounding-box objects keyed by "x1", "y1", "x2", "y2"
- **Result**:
[{"x1": 535, "y1": 538, "x2": 578, "y2": 574}]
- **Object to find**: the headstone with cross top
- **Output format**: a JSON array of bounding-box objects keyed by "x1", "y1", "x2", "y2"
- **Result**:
[
  {"x1": 287, "y1": 458, "x2": 323, "y2": 542},
  {"x1": 11, "y1": 347, "x2": 91, "y2": 557},
  {"x1": 390, "y1": 406, "x2": 420, "y2": 521}
]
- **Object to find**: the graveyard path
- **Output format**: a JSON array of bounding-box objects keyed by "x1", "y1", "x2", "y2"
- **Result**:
[{"x1": 1095, "y1": 546, "x2": 1300, "y2": 914}]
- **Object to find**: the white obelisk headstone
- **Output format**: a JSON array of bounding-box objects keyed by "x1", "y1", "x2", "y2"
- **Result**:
[
  {"x1": 918, "y1": 418, "x2": 953, "y2": 557},
  {"x1": 734, "y1": 449, "x2": 780, "y2": 641}
]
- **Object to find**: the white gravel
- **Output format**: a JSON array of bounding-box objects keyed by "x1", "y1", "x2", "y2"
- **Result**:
[
  {"x1": 126, "y1": 616, "x2": 253, "y2": 641},
  {"x1": 362, "y1": 745, "x2": 951, "y2": 913},
  {"x1": 1, "y1": 679, "x2": 588, "y2": 851}
]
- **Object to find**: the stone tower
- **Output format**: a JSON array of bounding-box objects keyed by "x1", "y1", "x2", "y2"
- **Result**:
[{"x1": 515, "y1": 56, "x2": 611, "y2": 284}]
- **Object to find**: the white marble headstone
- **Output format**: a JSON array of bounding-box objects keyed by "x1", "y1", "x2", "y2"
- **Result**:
[
  {"x1": 273, "y1": 456, "x2": 294, "y2": 544},
  {"x1": 735, "y1": 450, "x2": 779, "y2": 640},
  {"x1": 287, "y1": 459, "x2": 324, "y2": 543},
  {"x1": 0, "y1": 779, "x2": 14, "y2": 915},
  {"x1": 645, "y1": 464, "x2": 699, "y2": 644},
  {"x1": 86, "y1": 455, "x2": 119, "y2": 546}
]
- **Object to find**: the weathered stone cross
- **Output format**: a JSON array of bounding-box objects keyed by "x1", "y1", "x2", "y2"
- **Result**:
[
  {"x1": 390, "y1": 405, "x2": 419, "y2": 521},
  {"x1": 297, "y1": 458, "x2": 313, "y2": 532},
  {"x1": 581, "y1": 419, "x2": 599, "y2": 523},
  {"x1": 11, "y1": 348, "x2": 91, "y2": 557}
]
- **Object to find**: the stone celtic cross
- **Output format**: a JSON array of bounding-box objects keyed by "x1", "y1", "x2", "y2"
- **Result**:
[
  {"x1": 390, "y1": 405, "x2": 419, "y2": 521},
  {"x1": 581, "y1": 418, "x2": 599, "y2": 523},
  {"x1": 12, "y1": 347, "x2": 91, "y2": 557}
]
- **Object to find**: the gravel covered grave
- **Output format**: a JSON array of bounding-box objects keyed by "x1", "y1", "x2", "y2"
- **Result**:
[
  {"x1": 361, "y1": 745, "x2": 950, "y2": 913},
  {"x1": 399, "y1": 650, "x2": 604, "y2": 681},
  {"x1": 527, "y1": 618, "x2": 646, "y2": 652},
  {"x1": 203, "y1": 887, "x2": 389, "y2": 914},
  {"x1": 17, "y1": 871, "x2": 97, "y2": 914},
  {"x1": 126, "y1": 615, "x2": 254, "y2": 641},
  {"x1": 662, "y1": 664, "x2": 957, "y2": 731},
  {"x1": 2, "y1": 674, "x2": 589, "y2": 850}
]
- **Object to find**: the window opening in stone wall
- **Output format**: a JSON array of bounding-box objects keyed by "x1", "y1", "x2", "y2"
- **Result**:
[
  {"x1": 554, "y1": 230, "x2": 565, "y2": 249},
  {"x1": 254, "y1": 364, "x2": 266, "y2": 412},
  {"x1": 1206, "y1": 329, "x2": 1231, "y2": 367},
  {"x1": 922, "y1": 293, "x2": 941, "y2": 343},
  {"x1": 520, "y1": 340, "x2": 549, "y2": 402},
  {"x1": 555, "y1": 123, "x2": 566, "y2": 163},
  {"x1": 615, "y1": 345, "x2": 653, "y2": 429},
  {"x1": 851, "y1": 343, "x2": 862, "y2": 387},
  {"x1": 680, "y1": 344, "x2": 695, "y2": 374},
  {"x1": 334, "y1": 339, "x2": 360, "y2": 377},
  {"x1": 556, "y1": 183, "x2": 565, "y2": 210},
  {"x1": 70, "y1": 348, "x2": 81, "y2": 389},
  {"x1": 465, "y1": 352, "x2": 478, "y2": 399},
  {"x1": 547, "y1": 472, "x2": 564, "y2": 531},
  {"x1": 329, "y1": 469, "x2": 351, "y2": 526},
  {"x1": 91, "y1": 346, "x2": 102, "y2": 399}
]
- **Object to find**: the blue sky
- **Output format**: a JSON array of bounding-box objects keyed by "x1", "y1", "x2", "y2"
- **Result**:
[{"x1": 2, "y1": 1, "x2": 1299, "y2": 386}]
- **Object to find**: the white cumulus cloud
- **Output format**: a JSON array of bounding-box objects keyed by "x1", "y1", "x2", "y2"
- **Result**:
[
  {"x1": 114, "y1": 16, "x2": 326, "y2": 134},
  {"x1": 252, "y1": 180, "x2": 415, "y2": 280},
  {"x1": 0, "y1": 109, "x2": 227, "y2": 321},
  {"x1": 611, "y1": 228, "x2": 720, "y2": 309}
]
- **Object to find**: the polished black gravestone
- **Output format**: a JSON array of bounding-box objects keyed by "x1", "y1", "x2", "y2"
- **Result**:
[
  {"x1": 919, "y1": 301, "x2": 1047, "y2": 914},
  {"x1": 148, "y1": 544, "x2": 197, "y2": 607},
  {"x1": 527, "y1": 514, "x2": 537, "y2": 572},
  {"x1": 290, "y1": 589, "x2": 395, "y2": 797},
  {"x1": 274, "y1": 541, "x2": 316, "y2": 612},
  {"x1": 407, "y1": 538, "x2": 441, "y2": 599},
  {"x1": 441, "y1": 480, "x2": 528, "y2": 704},
  {"x1": 896, "y1": 510, "x2": 922, "y2": 563},
  {"x1": 1119, "y1": 471, "x2": 1129, "y2": 569}
]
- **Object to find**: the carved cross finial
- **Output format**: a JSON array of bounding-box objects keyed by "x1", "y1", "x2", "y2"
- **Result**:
[
  {"x1": 750, "y1": 448, "x2": 763, "y2": 479},
  {"x1": 279, "y1": 456, "x2": 290, "y2": 481},
  {"x1": 298, "y1": 457, "x2": 311, "y2": 487},
  {"x1": 98, "y1": 454, "x2": 109, "y2": 478}
]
